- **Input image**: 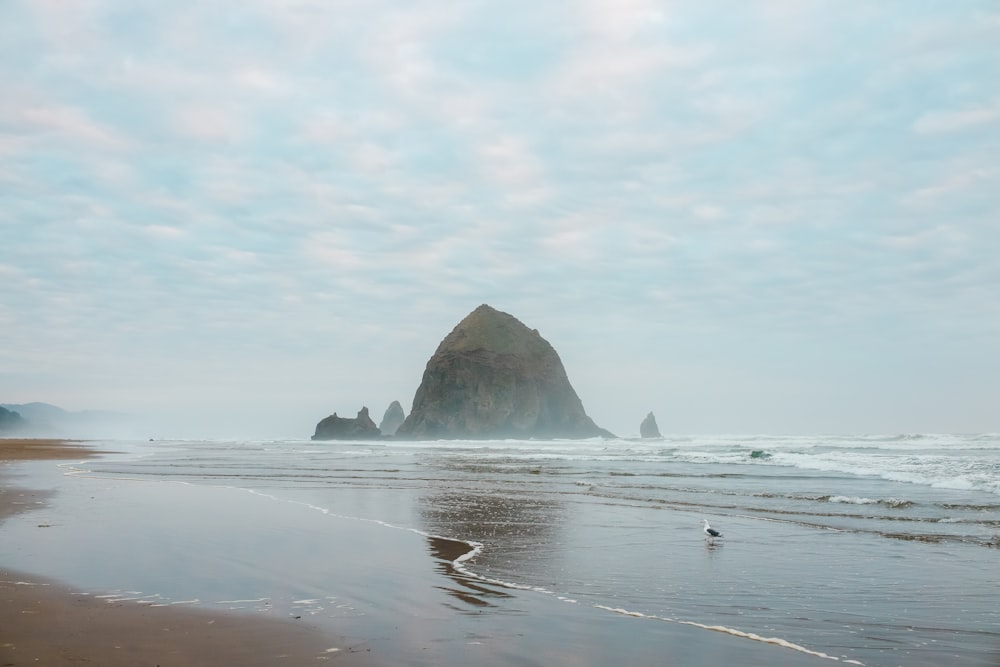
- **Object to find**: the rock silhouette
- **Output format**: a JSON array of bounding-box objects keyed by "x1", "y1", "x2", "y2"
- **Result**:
[
  {"x1": 396, "y1": 305, "x2": 613, "y2": 439},
  {"x1": 378, "y1": 400, "x2": 405, "y2": 436},
  {"x1": 639, "y1": 411, "x2": 661, "y2": 438},
  {"x1": 312, "y1": 407, "x2": 381, "y2": 440}
]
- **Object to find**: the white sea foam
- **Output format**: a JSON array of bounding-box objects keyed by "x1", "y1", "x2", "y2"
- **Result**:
[
  {"x1": 594, "y1": 605, "x2": 865, "y2": 664},
  {"x1": 827, "y1": 496, "x2": 912, "y2": 508},
  {"x1": 763, "y1": 447, "x2": 1000, "y2": 497},
  {"x1": 86, "y1": 433, "x2": 1000, "y2": 496},
  {"x1": 381, "y1": 433, "x2": 1000, "y2": 496},
  {"x1": 4, "y1": 580, "x2": 50, "y2": 586},
  {"x1": 828, "y1": 496, "x2": 879, "y2": 505}
]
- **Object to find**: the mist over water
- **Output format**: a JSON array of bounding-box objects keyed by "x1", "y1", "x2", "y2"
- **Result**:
[{"x1": 4, "y1": 433, "x2": 998, "y2": 666}]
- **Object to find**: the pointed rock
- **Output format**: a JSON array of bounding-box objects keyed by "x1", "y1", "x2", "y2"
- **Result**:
[
  {"x1": 379, "y1": 400, "x2": 405, "y2": 436},
  {"x1": 396, "y1": 305, "x2": 613, "y2": 439},
  {"x1": 312, "y1": 406, "x2": 381, "y2": 440},
  {"x1": 640, "y1": 411, "x2": 661, "y2": 438}
]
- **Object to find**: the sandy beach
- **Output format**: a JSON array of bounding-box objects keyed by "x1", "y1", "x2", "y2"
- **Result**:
[
  {"x1": 0, "y1": 439, "x2": 361, "y2": 666},
  {"x1": 0, "y1": 438, "x2": 829, "y2": 667},
  {"x1": 3, "y1": 436, "x2": 996, "y2": 666}
]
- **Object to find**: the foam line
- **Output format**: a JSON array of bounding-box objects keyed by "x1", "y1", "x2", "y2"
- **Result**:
[
  {"x1": 169, "y1": 477, "x2": 872, "y2": 663},
  {"x1": 234, "y1": 483, "x2": 865, "y2": 665},
  {"x1": 594, "y1": 605, "x2": 865, "y2": 665}
]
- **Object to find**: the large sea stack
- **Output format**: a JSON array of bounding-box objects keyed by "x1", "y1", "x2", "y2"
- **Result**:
[{"x1": 396, "y1": 304, "x2": 613, "y2": 439}]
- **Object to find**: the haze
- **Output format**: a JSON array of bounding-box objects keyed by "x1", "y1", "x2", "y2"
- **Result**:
[{"x1": 2, "y1": 2, "x2": 998, "y2": 438}]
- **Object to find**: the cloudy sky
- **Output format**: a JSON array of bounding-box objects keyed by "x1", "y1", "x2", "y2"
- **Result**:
[{"x1": 2, "y1": 1, "x2": 998, "y2": 437}]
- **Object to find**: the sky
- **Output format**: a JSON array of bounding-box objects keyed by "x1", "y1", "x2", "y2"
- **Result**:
[{"x1": 1, "y1": 1, "x2": 998, "y2": 438}]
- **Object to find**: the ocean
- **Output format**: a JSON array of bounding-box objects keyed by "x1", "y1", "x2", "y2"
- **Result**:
[{"x1": 3, "y1": 433, "x2": 998, "y2": 666}]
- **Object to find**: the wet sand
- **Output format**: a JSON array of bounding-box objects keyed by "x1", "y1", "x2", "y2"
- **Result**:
[
  {"x1": 0, "y1": 439, "x2": 362, "y2": 666},
  {"x1": 0, "y1": 438, "x2": 848, "y2": 666}
]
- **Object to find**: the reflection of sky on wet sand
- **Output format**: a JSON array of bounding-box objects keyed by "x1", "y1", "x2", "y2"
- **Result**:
[
  {"x1": 0, "y1": 463, "x2": 824, "y2": 666},
  {"x1": 0, "y1": 470, "x2": 445, "y2": 621},
  {"x1": 11, "y1": 438, "x2": 998, "y2": 667}
]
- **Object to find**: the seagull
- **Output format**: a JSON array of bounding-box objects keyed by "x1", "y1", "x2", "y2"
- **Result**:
[{"x1": 702, "y1": 519, "x2": 723, "y2": 540}]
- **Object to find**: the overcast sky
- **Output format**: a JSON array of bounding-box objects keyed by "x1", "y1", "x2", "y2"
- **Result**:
[{"x1": 2, "y1": 1, "x2": 998, "y2": 438}]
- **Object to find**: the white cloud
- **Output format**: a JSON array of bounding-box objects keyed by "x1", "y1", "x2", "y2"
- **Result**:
[
  {"x1": 912, "y1": 99, "x2": 1000, "y2": 134},
  {"x1": 479, "y1": 136, "x2": 545, "y2": 186},
  {"x1": 692, "y1": 204, "x2": 725, "y2": 222},
  {"x1": 906, "y1": 167, "x2": 993, "y2": 202},
  {"x1": 353, "y1": 142, "x2": 397, "y2": 173},
  {"x1": 144, "y1": 224, "x2": 187, "y2": 240},
  {"x1": 172, "y1": 105, "x2": 245, "y2": 143},
  {"x1": 303, "y1": 231, "x2": 369, "y2": 272},
  {"x1": 17, "y1": 105, "x2": 131, "y2": 150},
  {"x1": 577, "y1": 0, "x2": 667, "y2": 42},
  {"x1": 25, "y1": 0, "x2": 107, "y2": 53},
  {"x1": 359, "y1": 4, "x2": 463, "y2": 98},
  {"x1": 549, "y1": 41, "x2": 710, "y2": 102},
  {"x1": 883, "y1": 224, "x2": 967, "y2": 252},
  {"x1": 233, "y1": 66, "x2": 289, "y2": 95},
  {"x1": 299, "y1": 112, "x2": 349, "y2": 145}
]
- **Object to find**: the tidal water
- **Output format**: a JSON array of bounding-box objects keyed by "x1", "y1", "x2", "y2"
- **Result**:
[{"x1": 2, "y1": 434, "x2": 997, "y2": 666}]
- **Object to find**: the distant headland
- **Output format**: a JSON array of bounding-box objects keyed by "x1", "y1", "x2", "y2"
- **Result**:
[{"x1": 0, "y1": 402, "x2": 137, "y2": 438}]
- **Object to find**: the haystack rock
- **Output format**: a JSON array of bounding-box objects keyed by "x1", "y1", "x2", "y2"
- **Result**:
[
  {"x1": 396, "y1": 304, "x2": 614, "y2": 439},
  {"x1": 640, "y1": 411, "x2": 661, "y2": 438},
  {"x1": 312, "y1": 407, "x2": 381, "y2": 440},
  {"x1": 379, "y1": 400, "x2": 405, "y2": 436}
]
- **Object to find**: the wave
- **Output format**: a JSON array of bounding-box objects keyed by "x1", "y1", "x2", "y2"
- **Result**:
[
  {"x1": 83, "y1": 434, "x2": 1000, "y2": 501},
  {"x1": 825, "y1": 496, "x2": 914, "y2": 508}
]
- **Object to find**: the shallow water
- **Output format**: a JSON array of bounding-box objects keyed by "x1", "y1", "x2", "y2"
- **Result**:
[{"x1": 2, "y1": 434, "x2": 998, "y2": 666}]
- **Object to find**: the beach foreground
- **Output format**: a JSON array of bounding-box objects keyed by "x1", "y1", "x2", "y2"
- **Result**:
[
  {"x1": 0, "y1": 573, "x2": 352, "y2": 666},
  {"x1": 3, "y1": 436, "x2": 997, "y2": 666},
  {"x1": 0, "y1": 440, "x2": 357, "y2": 666},
  {"x1": 0, "y1": 438, "x2": 833, "y2": 667}
]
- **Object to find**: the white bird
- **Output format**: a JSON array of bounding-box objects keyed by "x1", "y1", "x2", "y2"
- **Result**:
[{"x1": 702, "y1": 519, "x2": 722, "y2": 540}]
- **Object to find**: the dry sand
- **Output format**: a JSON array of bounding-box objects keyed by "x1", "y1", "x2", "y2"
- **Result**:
[{"x1": 0, "y1": 439, "x2": 365, "y2": 666}]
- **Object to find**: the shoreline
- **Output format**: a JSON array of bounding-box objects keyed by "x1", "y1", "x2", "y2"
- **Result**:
[
  {"x1": 0, "y1": 437, "x2": 864, "y2": 666},
  {"x1": 0, "y1": 438, "x2": 365, "y2": 666}
]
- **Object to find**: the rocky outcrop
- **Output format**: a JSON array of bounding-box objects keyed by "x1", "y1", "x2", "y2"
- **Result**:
[
  {"x1": 639, "y1": 411, "x2": 661, "y2": 438},
  {"x1": 379, "y1": 400, "x2": 405, "y2": 436},
  {"x1": 312, "y1": 407, "x2": 381, "y2": 440},
  {"x1": 396, "y1": 304, "x2": 613, "y2": 439}
]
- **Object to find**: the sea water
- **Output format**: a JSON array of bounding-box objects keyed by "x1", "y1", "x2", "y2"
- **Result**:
[{"x1": 3, "y1": 433, "x2": 998, "y2": 666}]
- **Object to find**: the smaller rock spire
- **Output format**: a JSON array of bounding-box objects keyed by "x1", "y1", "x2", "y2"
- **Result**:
[
  {"x1": 379, "y1": 400, "x2": 405, "y2": 436},
  {"x1": 640, "y1": 411, "x2": 661, "y2": 438}
]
